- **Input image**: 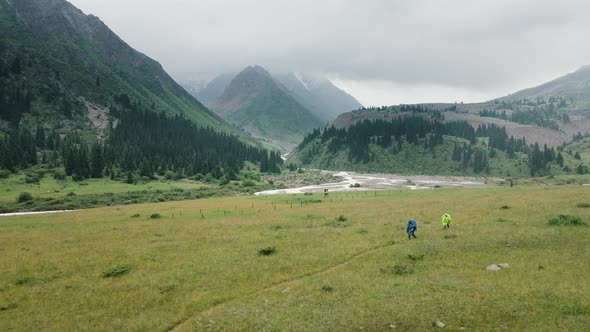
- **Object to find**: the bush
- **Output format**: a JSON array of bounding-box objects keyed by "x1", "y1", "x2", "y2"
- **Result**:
[
  {"x1": 164, "y1": 171, "x2": 180, "y2": 180},
  {"x1": 258, "y1": 246, "x2": 276, "y2": 256},
  {"x1": 17, "y1": 192, "x2": 33, "y2": 203},
  {"x1": 130, "y1": 214, "x2": 140, "y2": 218},
  {"x1": 190, "y1": 173, "x2": 204, "y2": 181},
  {"x1": 500, "y1": 205, "x2": 511, "y2": 210},
  {"x1": 0, "y1": 169, "x2": 11, "y2": 179},
  {"x1": 242, "y1": 180, "x2": 256, "y2": 187},
  {"x1": 102, "y1": 264, "x2": 133, "y2": 278},
  {"x1": 576, "y1": 203, "x2": 590, "y2": 208},
  {"x1": 380, "y1": 264, "x2": 413, "y2": 275},
  {"x1": 548, "y1": 214, "x2": 586, "y2": 226},
  {"x1": 321, "y1": 285, "x2": 334, "y2": 292},
  {"x1": 72, "y1": 173, "x2": 85, "y2": 182},
  {"x1": 159, "y1": 281, "x2": 177, "y2": 294},
  {"x1": 53, "y1": 169, "x2": 66, "y2": 180},
  {"x1": 15, "y1": 276, "x2": 36, "y2": 286},
  {"x1": 24, "y1": 174, "x2": 40, "y2": 184},
  {"x1": 407, "y1": 254, "x2": 424, "y2": 261},
  {"x1": 218, "y1": 176, "x2": 230, "y2": 185},
  {"x1": 149, "y1": 213, "x2": 161, "y2": 219},
  {"x1": 336, "y1": 215, "x2": 347, "y2": 222}
]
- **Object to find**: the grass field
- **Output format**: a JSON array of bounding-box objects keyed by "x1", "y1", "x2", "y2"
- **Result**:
[{"x1": 0, "y1": 185, "x2": 589, "y2": 330}]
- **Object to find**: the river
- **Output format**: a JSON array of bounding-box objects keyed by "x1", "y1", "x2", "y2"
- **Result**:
[{"x1": 255, "y1": 171, "x2": 492, "y2": 195}]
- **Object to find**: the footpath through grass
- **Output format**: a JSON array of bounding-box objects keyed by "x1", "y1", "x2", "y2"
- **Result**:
[{"x1": 0, "y1": 185, "x2": 589, "y2": 330}]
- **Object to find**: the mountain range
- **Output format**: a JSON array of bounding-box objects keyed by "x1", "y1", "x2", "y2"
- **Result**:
[
  {"x1": 181, "y1": 66, "x2": 362, "y2": 147},
  {"x1": 289, "y1": 65, "x2": 590, "y2": 176}
]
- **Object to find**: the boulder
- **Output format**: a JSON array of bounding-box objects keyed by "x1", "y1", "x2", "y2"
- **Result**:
[{"x1": 486, "y1": 264, "x2": 501, "y2": 271}]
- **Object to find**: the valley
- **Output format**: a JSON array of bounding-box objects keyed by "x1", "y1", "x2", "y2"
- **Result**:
[{"x1": 1, "y1": 0, "x2": 590, "y2": 331}]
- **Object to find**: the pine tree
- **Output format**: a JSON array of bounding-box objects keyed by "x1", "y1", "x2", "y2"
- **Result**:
[{"x1": 90, "y1": 142, "x2": 104, "y2": 178}]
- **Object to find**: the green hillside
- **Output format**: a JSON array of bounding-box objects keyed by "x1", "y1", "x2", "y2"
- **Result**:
[
  {"x1": 290, "y1": 113, "x2": 586, "y2": 177},
  {"x1": 217, "y1": 66, "x2": 323, "y2": 145},
  {"x1": 0, "y1": 0, "x2": 228, "y2": 132},
  {"x1": 0, "y1": 0, "x2": 284, "y2": 186}
]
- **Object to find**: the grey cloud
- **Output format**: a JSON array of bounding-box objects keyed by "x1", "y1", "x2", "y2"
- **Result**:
[{"x1": 69, "y1": 0, "x2": 590, "y2": 94}]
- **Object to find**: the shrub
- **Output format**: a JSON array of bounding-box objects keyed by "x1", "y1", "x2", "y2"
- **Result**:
[
  {"x1": 15, "y1": 276, "x2": 36, "y2": 286},
  {"x1": 190, "y1": 173, "x2": 204, "y2": 181},
  {"x1": 102, "y1": 264, "x2": 133, "y2": 278},
  {"x1": 149, "y1": 213, "x2": 161, "y2": 219},
  {"x1": 321, "y1": 285, "x2": 334, "y2": 292},
  {"x1": 130, "y1": 214, "x2": 140, "y2": 218},
  {"x1": 17, "y1": 192, "x2": 33, "y2": 203},
  {"x1": 164, "y1": 171, "x2": 180, "y2": 180},
  {"x1": 0, "y1": 169, "x2": 11, "y2": 179},
  {"x1": 159, "y1": 281, "x2": 177, "y2": 294},
  {"x1": 242, "y1": 180, "x2": 256, "y2": 187},
  {"x1": 66, "y1": 192, "x2": 76, "y2": 197},
  {"x1": 258, "y1": 246, "x2": 276, "y2": 256},
  {"x1": 336, "y1": 215, "x2": 347, "y2": 222},
  {"x1": 548, "y1": 214, "x2": 586, "y2": 226},
  {"x1": 500, "y1": 205, "x2": 511, "y2": 210},
  {"x1": 380, "y1": 264, "x2": 413, "y2": 275},
  {"x1": 24, "y1": 174, "x2": 40, "y2": 184},
  {"x1": 576, "y1": 203, "x2": 590, "y2": 208},
  {"x1": 218, "y1": 176, "x2": 230, "y2": 185},
  {"x1": 72, "y1": 173, "x2": 85, "y2": 182},
  {"x1": 407, "y1": 254, "x2": 424, "y2": 261}
]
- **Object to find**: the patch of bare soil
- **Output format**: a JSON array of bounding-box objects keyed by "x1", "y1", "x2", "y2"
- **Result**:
[
  {"x1": 445, "y1": 113, "x2": 570, "y2": 147},
  {"x1": 84, "y1": 101, "x2": 110, "y2": 140}
]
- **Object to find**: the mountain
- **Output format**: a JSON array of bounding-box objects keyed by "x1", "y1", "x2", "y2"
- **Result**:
[
  {"x1": 184, "y1": 70, "x2": 362, "y2": 126},
  {"x1": 182, "y1": 73, "x2": 236, "y2": 109},
  {"x1": 274, "y1": 72, "x2": 363, "y2": 122},
  {"x1": 502, "y1": 66, "x2": 590, "y2": 104},
  {"x1": 0, "y1": 0, "x2": 283, "y2": 186},
  {"x1": 214, "y1": 65, "x2": 323, "y2": 145},
  {"x1": 0, "y1": 0, "x2": 228, "y2": 131}
]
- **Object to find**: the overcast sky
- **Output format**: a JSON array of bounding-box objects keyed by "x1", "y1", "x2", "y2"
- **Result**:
[{"x1": 69, "y1": 0, "x2": 590, "y2": 106}]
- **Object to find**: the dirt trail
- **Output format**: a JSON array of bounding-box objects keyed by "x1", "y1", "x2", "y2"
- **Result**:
[{"x1": 168, "y1": 242, "x2": 395, "y2": 331}]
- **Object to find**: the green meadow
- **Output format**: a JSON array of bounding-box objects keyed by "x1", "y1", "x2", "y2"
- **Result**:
[{"x1": 0, "y1": 185, "x2": 589, "y2": 331}]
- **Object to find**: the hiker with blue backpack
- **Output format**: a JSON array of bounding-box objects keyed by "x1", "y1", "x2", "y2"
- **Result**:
[{"x1": 407, "y1": 219, "x2": 417, "y2": 239}]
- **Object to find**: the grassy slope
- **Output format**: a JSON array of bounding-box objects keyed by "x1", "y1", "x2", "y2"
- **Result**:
[
  {"x1": 229, "y1": 89, "x2": 321, "y2": 144},
  {"x1": 0, "y1": 166, "x2": 276, "y2": 213},
  {"x1": 0, "y1": 186, "x2": 589, "y2": 330}
]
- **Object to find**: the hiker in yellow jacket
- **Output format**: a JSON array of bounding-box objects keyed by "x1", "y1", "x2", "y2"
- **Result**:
[{"x1": 441, "y1": 213, "x2": 451, "y2": 229}]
